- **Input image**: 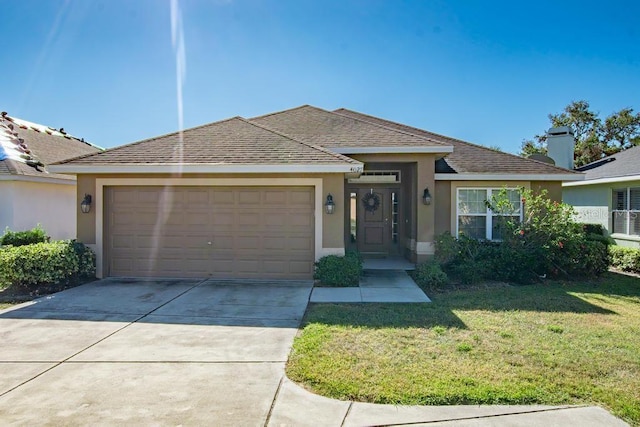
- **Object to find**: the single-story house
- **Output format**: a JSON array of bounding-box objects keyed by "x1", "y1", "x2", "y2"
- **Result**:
[
  {"x1": 50, "y1": 105, "x2": 582, "y2": 279},
  {"x1": 0, "y1": 112, "x2": 100, "y2": 240},
  {"x1": 563, "y1": 144, "x2": 640, "y2": 248}
]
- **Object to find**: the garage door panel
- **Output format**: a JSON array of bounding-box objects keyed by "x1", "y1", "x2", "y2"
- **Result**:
[
  {"x1": 290, "y1": 261, "x2": 313, "y2": 275},
  {"x1": 212, "y1": 212, "x2": 235, "y2": 226},
  {"x1": 212, "y1": 190, "x2": 235, "y2": 204},
  {"x1": 186, "y1": 189, "x2": 210, "y2": 204},
  {"x1": 290, "y1": 189, "x2": 314, "y2": 205},
  {"x1": 288, "y1": 213, "x2": 313, "y2": 227},
  {"x1": 107, "y1": 186, "x2": 314, "y2": 279},
  {"x1": 238, "y1": 213, "x2": 261, "y2": 226},
  {"x1": 287, "y1": 237, "x2": 314, "y2": 251},
  {"x1": 264, "y1": 213, "x2": 286, "y2": 227},
  {"x1": 264, "y1": 190, "x2": 287, "y2": 204},
  {"x1": 238, "y1": 190, "x2": 262, "y2": 205}
]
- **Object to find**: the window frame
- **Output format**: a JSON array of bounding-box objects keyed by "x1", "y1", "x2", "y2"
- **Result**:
[
  {"x1": 456, "y1": 187, "x2": 523, "y2": 240},
  {"x1": 611, "y1": 187, "x2": 640, "y2": 236}
]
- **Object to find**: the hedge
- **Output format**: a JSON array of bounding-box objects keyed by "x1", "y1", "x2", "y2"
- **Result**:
[
  {"x1": 0, "y1": 240, "x2": 95, "y2": 289},
  {"x1": 609, "y1": 245, "x2": 640, "y2": 274},
  {"x1": 314, "y1": 251, "x2": 362, "y2": 286},
  {"x1": 0, "y1": 225, "x2": 49, "y2": 247}
]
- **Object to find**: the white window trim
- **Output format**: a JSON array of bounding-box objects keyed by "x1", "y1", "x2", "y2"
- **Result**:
[
  {"x1": 456, "y1": 188, "x2": 523, "y2": 240},
  {"x1": 612, "y1": 187, "x2": 640, "y2": 237}
]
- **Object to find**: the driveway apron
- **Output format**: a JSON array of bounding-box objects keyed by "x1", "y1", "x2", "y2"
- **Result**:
[{"x1": 0, "y1": 278, "x2": 312, "y2": 426}]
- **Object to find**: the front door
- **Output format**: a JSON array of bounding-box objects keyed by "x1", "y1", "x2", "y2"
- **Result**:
[{"x1": 351, "y1": 188, "x2": 398, "y2": 256}]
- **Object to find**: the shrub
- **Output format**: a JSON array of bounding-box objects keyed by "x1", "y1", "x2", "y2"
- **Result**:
[
  {"x1": 0, "y1": 225, "x2": 49, "y2": 247},
  {"x1": 580, "y1": 223, "x2": 606, "y2": 236},
  {"x1": 488, "y1": 188, "x2": 610, "y2": 280},
  {"x1": 0, "y1": 240, "x2": 96, "y2": 289},
  {"x1": 413, "y1": 261, "x2": 448, "y2": 289},
  {"x1": 434, "y1": 188, "x2": 611, "y2": 285},
  {"x1": 579, "y1": 240, "x2": 610, "y2": 276},
  {"x1": 609, "y1": 246, "x2": 640, "y2": 273},
  {"x1": 314, "y1": 251, "x2": 362, "y2": 286}
]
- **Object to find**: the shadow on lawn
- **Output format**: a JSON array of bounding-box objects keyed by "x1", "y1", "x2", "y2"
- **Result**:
[{"x1": 304, "y1": 274, "x2": 636, "y2": 330}]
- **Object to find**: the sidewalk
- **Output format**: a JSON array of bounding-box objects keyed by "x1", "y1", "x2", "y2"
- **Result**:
[{"x1": 310, "y1": 269, "x2": 431, "y2": 303}]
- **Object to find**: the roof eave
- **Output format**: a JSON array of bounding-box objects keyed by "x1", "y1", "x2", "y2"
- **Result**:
[
  {"x1": 329, "y1": 146, "x2": 454, "y2": 154},
  {"x1": 0, "y1": 174, "x2": 76, "y2": 185},
  {"x1": 563, "y1": 174, "x2": 640, "y2": 187},
  {"x1": 435, "y1": 173, "x2": 585, "y2": 182},
  {"x1": 48, "y1": 163, "x2": 364, "y2": 174}
]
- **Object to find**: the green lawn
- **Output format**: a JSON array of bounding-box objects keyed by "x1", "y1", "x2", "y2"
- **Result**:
[
  {"x1": 0, "y1": 302, "x2": 16, "y2": 310},
  {"x1": 287, "y1": 272, "x2": 640, "y2": 425}
]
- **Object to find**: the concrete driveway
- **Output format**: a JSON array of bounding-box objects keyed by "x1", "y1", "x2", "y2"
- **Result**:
[
  {"x1": 0, "y1": 278, "x2": 628, "y2": 426},
  {"x1": 0, "y1": 277, "x2": 312, "y2": 426}
]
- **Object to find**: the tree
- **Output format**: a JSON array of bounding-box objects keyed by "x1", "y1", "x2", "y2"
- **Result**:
[{"x1": 520, "y1": 101, "x2": 640, "y2": 167}]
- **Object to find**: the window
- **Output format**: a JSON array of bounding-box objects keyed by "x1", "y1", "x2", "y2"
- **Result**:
[
  {"x1": 457, "y1": 188, "x2": 522, "y2": 240},
  {"x1": 612, "y1": 187, "x2": 640, "y2": 236}
]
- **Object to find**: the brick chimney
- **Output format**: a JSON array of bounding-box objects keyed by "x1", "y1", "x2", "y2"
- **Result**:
[{"x1": 546, "y1": 126, "x2": 575, "y2": 170}]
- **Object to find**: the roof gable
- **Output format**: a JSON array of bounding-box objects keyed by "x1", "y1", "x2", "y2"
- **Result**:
[{"x1": 52, "y1": 116, "x2": 362, "y2": 173}]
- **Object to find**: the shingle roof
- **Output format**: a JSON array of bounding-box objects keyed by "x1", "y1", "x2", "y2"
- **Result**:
[
  {"x1": 577, "y1": 145, "x2": 640, "y2": 181},
  {"x1": 252, "y1": 105, "x2": 452, "y2": 151},
  {"x1": 54, "y1": 116, "x2": 361, "y2": 167},
  {"x1": 334, "y1": 108, "x2": 581, "y2": 176},
  {"x1": 0, "y1": 113, "x2": 100, "y2": 180}
]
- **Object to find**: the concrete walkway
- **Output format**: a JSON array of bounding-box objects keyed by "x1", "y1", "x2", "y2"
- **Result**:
[
  {"x1": 0, "y1": 279, "x2": 628, "y2": 426},
  {"x1": 310, "y1": 269, "x2": 431, "y2": 303}
]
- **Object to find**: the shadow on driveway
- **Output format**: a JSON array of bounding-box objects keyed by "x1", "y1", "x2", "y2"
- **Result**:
[{"x1": 0, "y1": 277, "x2": 313, "y2": 327}]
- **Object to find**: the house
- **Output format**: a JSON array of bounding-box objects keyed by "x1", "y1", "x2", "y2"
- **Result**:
[
  {"x1": 49, "y1": 105, "x2": 582, "y2": 279},
  {"x1": 0, "y1": 112, "x2": 100, "y2": 240},
  {"x1": 563, "y1": 144, "x2": 640, "y2": 249}
]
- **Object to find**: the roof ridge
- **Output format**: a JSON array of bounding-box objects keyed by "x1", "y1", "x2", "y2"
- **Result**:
[
  {"x1": 253, "y1": 105, "x2": 452, "y2": 148},
  {"x1": 240, "y1": 117, "x2": 360, "y2": 165},
  {"x1": 335, "y1": 108, "x2": 580, "y2": 174},
  {"x1": 249, "y1": 104, "x2": 313, "y2": 121}
]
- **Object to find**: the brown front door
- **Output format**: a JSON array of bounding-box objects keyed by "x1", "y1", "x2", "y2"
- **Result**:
[{"x1": 356, "y1": 188, "x2": 396, "y2": 256}]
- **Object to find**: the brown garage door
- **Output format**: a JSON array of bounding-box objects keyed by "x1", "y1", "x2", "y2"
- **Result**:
[{"x1": 105, "y1": 186, "x2": 315, "y2": 279}]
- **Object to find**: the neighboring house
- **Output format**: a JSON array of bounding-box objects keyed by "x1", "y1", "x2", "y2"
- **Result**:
[
  {"x1": 563, "y1": 145, "x2": 640, "y2": 249},
  {"x1": 0, "y1": 112, "x2": 100, "y2": 240},
  {"x1": 49, "y1": 105, "x2": 582, "y2": 280}
]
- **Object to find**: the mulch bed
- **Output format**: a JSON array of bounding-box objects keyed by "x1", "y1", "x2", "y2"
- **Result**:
[{"x1": 0, "y1": 278, "x2": 95, "y2": 303}]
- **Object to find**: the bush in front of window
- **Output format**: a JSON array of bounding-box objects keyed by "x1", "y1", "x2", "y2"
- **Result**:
[
  {"x1": 609, "y1": 246, "x2": 640, "y2": 273},
  {"x1": 313, "y1": 250, "x2": 362, "y2": 286},
  {"x1": 436, "y1": 189, "x2": 611, "y2": 284}
]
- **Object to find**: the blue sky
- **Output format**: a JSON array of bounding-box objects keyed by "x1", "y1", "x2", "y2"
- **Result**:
[{"x1": 3, "y1": 0, "x2": 639, "y2": 153}]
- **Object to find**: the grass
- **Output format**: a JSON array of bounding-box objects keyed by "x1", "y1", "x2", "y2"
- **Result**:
[
  {"x1": 0, "y1": 302, "x2": 16, "y2": 310},
  {"x1": 286, "y1": 272, "x2": 640, "y2": 425}
]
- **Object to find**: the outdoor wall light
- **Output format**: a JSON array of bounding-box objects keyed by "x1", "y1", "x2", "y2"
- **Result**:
[
  {"x1": 422, "y1": 188, "x2": 432, "y2": 205},
  {"x1": 324, "y1": 194, "x2": 335, "y2": 214},
  {"x1": 80, "y1": 194, "x2": 92, "y2": 214}
]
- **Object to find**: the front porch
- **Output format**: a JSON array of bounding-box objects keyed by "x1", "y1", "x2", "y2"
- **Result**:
[{"x1": 342, "y1": 157, "x2": 436, "y2": 264}]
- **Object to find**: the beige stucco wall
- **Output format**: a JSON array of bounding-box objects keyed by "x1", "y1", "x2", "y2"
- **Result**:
[
  {"x1": 0, "y1": 180, "x2": 77, "y2": 240},
  {"x1": 434, "y1": 181, "x2": 451, "y2": 236},
  {"x1": 435, "y1": 180, "x2": 567, "y2": 238},
  {"x1": 533, "y1": 181, "x2": 562, "y2": 201}
]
